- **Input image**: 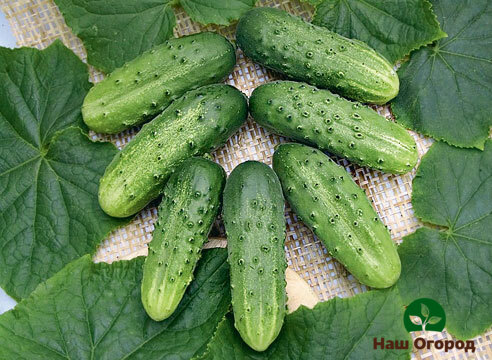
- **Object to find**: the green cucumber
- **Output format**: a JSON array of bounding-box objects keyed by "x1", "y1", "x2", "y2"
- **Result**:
[
  {"x1": 250, "y1": 81, "x2": 417, "y2": 174},
  {"x1": 223, "y1": 161, "x2": 287, "y2": 352},
  {"x1": 273, "y1": 143, "x2": 401, "y2": 288},
  {"x1": 141, "y1": 157, "x2": 226, "y2": 321},
  {"x1": 82, "y1": 32, "x2": 236, "y2": 134},
  {"x1": 236, "y1": 7, "x2": 399, "y2": 104},
  {"x1": 99, "y1": 84, "x2": 248, "y2": 218}
]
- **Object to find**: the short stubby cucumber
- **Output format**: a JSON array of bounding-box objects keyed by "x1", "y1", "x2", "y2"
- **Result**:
[
  {"x1": 99, "y1": 84, "x2": 248, "y2": 218},
  {"x1": 273, "y1": 143, "x2": 401, "y2": 288},
  {"x1": 250, "y1": 81, "x2": 417, "y2": 174},
  {"x1": 223, "y1": 161, "x2": 287, "y2": 352},
  {"x1": 82, "y1": 32, "x2": 236, "y2": 134},
  {"x1": 141, "y1": 157, "x2": 226, "y2": 321},
  {"x1": 236, "y1": 7, "x2": 399, "y2": 104}
]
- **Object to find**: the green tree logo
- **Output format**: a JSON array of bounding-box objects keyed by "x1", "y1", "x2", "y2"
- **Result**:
[{"x1": 404, "y1": 298, "x2": 446, "y2": 333}]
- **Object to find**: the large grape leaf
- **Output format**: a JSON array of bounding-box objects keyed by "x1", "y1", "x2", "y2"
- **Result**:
[
  {"x1": 392, "y1": 0, "x2": 492, "y2": 149},
  {"x1": 199, "y1": 288, "x2": 411, "y2": 360},
  {"x1": 179, "y1": 0, "x2": 257, "y2": 25},
  {"x1": 312, "y1": 0, "x2": 446, "y2": 63},
  {"x1": 0, "y1": 41, "x2": 127, "y2": 300},
  {"x1": 0, "y1": 248, "x2": 231, "y2": 359},
  {"x1": 54, "y1": 0, "x2": 176, "y2": 73},
  {"x1": 397, "y1": 140, "x2": 492, "y2": 339}
]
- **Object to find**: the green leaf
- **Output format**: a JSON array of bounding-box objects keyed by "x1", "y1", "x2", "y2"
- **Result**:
[
  {"x1": 397, "y1": 140, "x2": 492, "y2": 339},
  {"x1": 427, "y1": 316, "x2": 441, "y2": 325},
  {"x1": 409, "y1": 315, "x2": 422, "y2": 326},
  {"x1": 200, "y1": 288, "x2": 411, "y2": 359},
  {"x1": 312, "y1": 0, "x2": 446, "y2": 63},
  {"x1": 0, "y1": 248, "x2": 231, "y2": 359},
  {"x1": 0, "y1": 41, "x2": 127, "y2": 300},
  {"x1": 412, "y1": 140, "x2": 492, "y2": 229},
  {"x1": 421, "y1": 303, "x2": 429, "y2": 318},
  {"x1": 54, "y1": 0, "x2": 176, "y2": 73},
  {"x1": 179, "y1": 0, "x2": 257, "y2": 25},
  {"x1": 391, "y1": 0, "x2": 492, "y2": 149}
]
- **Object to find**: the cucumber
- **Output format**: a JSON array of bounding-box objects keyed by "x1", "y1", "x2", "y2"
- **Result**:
[
  {"x1": 141, "y1": 157, "x2": 226, "y2": 321},
  {"x1": 236, "y1": 7, "x2": 399, "y2": 104},
  {"x1": 223, "y1": 161, "x2": 287, "y2": 352},
  {"x1": 273, "y1": 143, "x2": 401, "y2": 288},
  {"x1": 99, "y1": 84, "x2": 248, "y2": 218},
  {"x1": 250, "y1": 81, "x2": 417, "y2": 174},
  {"x1": 82, "y1": 32, "x2": 236, "y2": 134}
]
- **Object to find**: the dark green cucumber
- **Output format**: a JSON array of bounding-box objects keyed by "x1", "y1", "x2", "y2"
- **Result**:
[
  {"x1": 250, "y1": 81, "x2": 417, "y2": 174},
  {"x1": 223, "y1": 161, "x2": 287, "y2": 352},
  {"x1": 99, "y1": 84, "x2": 248, "y2": 218},
  {"x1": 141, "y1": 157, "x2": 226, "y2": 321},
  {"x1": 273, "y1": 143, "x2": 401, "y2": 288},
  {"x1": 236, "y1": 7, "x2": 399, "y2": 104},
  {"x1": 83, "y1": 32, "x2": 236, "y2": 134}
]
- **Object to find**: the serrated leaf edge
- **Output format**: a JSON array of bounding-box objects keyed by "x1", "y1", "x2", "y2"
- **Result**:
[{"x1": 312, "y1": 0, "x2": 447, "y2": 64}]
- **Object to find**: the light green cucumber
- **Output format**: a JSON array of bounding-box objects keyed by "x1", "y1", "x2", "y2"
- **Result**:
[
  {"x1": 141, "y1": 157, "x2": 226, "y2": 321},
  {"x1": 273, "y1": 143, "x2": 401, "y2": 288},
  {"x1": 236, "y1": 7, "x2": 399, "y2": 104},
  {"x1": 223, "y1": 161, "x2": 287, "y2": 352},
  {"x1": 99, "y1": 84, "x2": 248, "y2": 218},
  {"x1": 82, "y1": 32, "x2": 236, "y2": 134},
  {"x1": 250, "y1": 81, "x2": 417, "y2": 174}
]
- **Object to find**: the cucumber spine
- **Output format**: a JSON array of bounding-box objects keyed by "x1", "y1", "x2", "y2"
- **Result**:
[
  {"x1": 223, "y1": 161, "x2": 287, "y2": 352},
  {"x1": 250, "y1": 81, "x2": 417, "y2": 174},
  {"x1": 273, "y1": 143, "x2": 401, "y2": 288},
  {"x1": 98, "y1": 84, "x2": 248, "y2": 218},
  {"x1": 141, "y1": 157, "x2": 226, "y2": 321},
  {"x1": 83, "y1": 32, "x2": 236, "y2": 134},
  {"x1": 236, "y1": 7, "x2": 399, "y2": 104}
]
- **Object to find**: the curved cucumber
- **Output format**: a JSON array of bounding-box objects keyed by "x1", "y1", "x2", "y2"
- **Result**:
[
  {"x1": 273, "y1": 143, "x2": 401, "y2": 288},
  {"x1": 99, "y1": 84, "x2": 248, "y2": 218},
  {"x1": 83, "y1": 32, "x2": 236, "y2": 134},
  {"x1": 250, "y1": 81, "x2": 417, "y2": 174},
  {"x1": 141, "y1": 157, "x2": 226, "y2": 321},
  {"x1": 223, "y1": 161, "x2": 287, "y2": 352},
  {"x1": 236, "y1": 7, "x2": 399, "y2": 104}
]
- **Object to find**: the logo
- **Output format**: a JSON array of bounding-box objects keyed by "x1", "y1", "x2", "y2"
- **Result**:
[
  {"x1": 373, "y1": 298, "x2": 476, "y2": 353},
  {"x1": 403, "y1": 298, "x2": 445, "y2": 333}
]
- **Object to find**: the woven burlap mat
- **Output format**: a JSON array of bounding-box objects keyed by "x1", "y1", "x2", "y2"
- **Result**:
[{"x1": 1, "y1": 0, "x2": 491, "y2": 358}]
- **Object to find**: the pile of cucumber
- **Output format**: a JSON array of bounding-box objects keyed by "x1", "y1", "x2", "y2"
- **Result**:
[{"x1": 86, "y1": 7, "x2": 418, "y2": 352}]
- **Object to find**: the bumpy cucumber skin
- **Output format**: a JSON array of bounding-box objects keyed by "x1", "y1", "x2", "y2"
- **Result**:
[
  {"x1": 251, "y1": 81, "x2": 417, "y2": 174},
  {"x1": 223, "y1": 161, "x2": 287, "y2": 352},
  {"x1": 273, "y1": 143, "x2": 401, "y2": 288},
  {"x1": 141, "y1": 157, "x2": 226, "y2": 321},
  {"x1": 236, "y1": 7, "x2": 399, "y2": 104},
  {"x1": 99, "y1": 84, "x2": 248, "y2": 218},
  {"x1": 82, "y1": 32, "x2": 236, "y2": 134}
]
